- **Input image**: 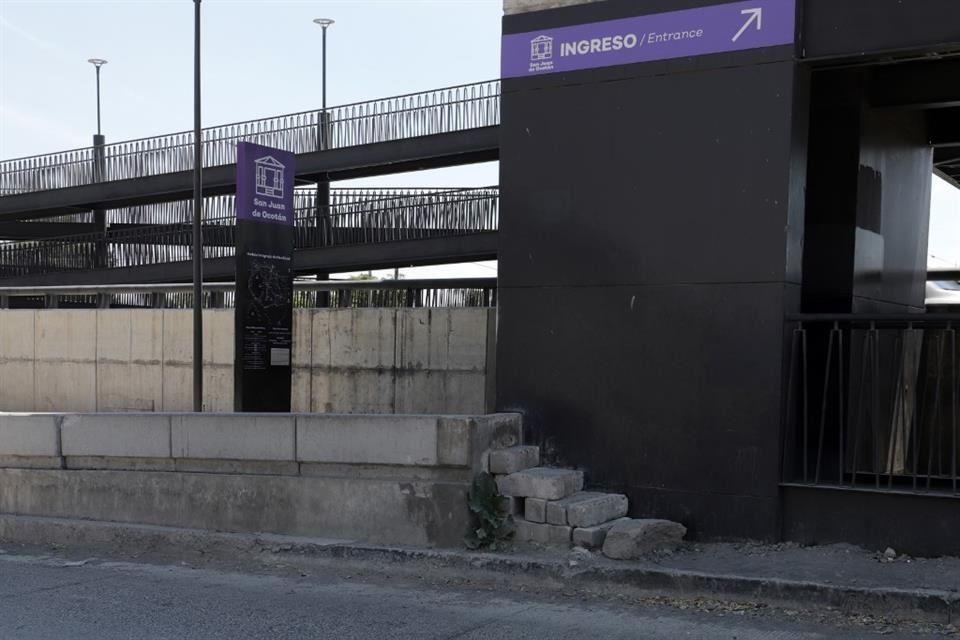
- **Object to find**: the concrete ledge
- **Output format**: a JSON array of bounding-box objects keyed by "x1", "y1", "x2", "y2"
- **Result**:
[
  {"x1": 171, "y1": 414, "x2": 295, "y2": 461},
  {"x1": 299, "y1": 462, "x2": 472, "y2": 483},
  {"x1": 0, "y1": 454, "x2": 63, "y2": 470},
  {"x1": 174, "y1": 459, "x2": 299, "y2": 476},
  {"x1": 0, "y1": 414, "x2": 60, "y2": 457},
  {"x1": 296, "y1": 415, "x2": 439, "y2": 466},
  {"x1": 61, "y1": 414, "x2": 171, "y2": 458},
  {"x1": 0, "y1": 412, "x2": 522, "y2": 474},
  {"x1": 65, "y1": 456, "x2": 175, "y2": 472}
]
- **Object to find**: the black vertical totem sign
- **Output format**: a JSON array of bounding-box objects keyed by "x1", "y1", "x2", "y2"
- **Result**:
[{"x1": 234, "y1": 141, "x2": 296, "y2": 411}]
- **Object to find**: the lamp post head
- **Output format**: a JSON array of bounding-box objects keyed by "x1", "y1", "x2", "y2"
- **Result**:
[
  {"x1": 87, "y1": 58, "x2": 108, "y2": 68},
  {"x1": 313, "y1": 18, "x2": 334, "y2": 29}
]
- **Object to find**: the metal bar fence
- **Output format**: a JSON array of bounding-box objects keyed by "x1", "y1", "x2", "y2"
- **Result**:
[
  {"x1": 783, "y1": 315, "x2": 959, "y2": 494},
  {"x1": 0, "y1": 278, "x2": 498, "y2": 310},
  {"x1": 0, "y1": 81, "x2": 501, "y2": 195},
  {"x1": 0, "y1": 187, "x2": 498, "y2": 278}
]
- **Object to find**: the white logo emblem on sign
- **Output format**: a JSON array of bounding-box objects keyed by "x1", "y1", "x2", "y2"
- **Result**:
[
  {"x1": 530, "y1": 35, "x2": 553, "y2": 61},
  {"x1": 254, "y1": 155, "x2": 286, "y2": 199}
]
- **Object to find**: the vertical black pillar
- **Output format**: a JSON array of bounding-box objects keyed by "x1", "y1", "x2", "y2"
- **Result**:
[
  {"x1": 92, "y1": 134, "x2": 107, "y2": 270},
  {"x1": 496, "y1": 0, "x2": 807, "y2": 541},
  {"x1": 315, "y1": 179, "x2": 331, "y2": 244},
  {"x1": 800, "y1": 70, "x2": 866, "y2": 313},
  {"x1": 234, "y1": 142, "x2": 296, "y2": 412},
  {"x1": 315, "y1": 180, "x2": 332, "y2": 307},
  {"x1": 315, "y1": 109, "x2": 333, "y2": 307}
]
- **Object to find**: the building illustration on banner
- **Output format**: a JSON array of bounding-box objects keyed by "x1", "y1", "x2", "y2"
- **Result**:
[
  {"x1": 254, "y1": 155, "x2": 286, "y2": 199},
  {"x1": 530, "y1": 35, "x2": 553, "y2": 61}
]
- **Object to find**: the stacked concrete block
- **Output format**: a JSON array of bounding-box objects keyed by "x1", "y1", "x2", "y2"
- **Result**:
[
  {"x1": 496, "y1": 467, "x2": 584, "y2": 500},
  {"x1": 572, "y1": 517, "x2": 631, "y2": 550},
  {"x1": 487, "y1": 445, "x2": 686, "y2": 555},
  {"x1": 489, "y1": 445, "x2": 540, "y2": 474},
  {"x1": 545, "y1": 492, "x2": 628, "y2": 527},
  {"x1": 515, "y1": 520, "x2": 575, "y2": 545},
  {"x1": 524, "y1": 497, "x2": 547, "y2": 523},
  {"x1": 487, "y1": 448, "x2": 617, "y2": 548},
  {"x1": 485, "y1": 446, "x2": 537, "y2": 538},
  {"x1": 602, "y1": 519, "x2": 688, "y2": 559},
  {"x1": 504, "y1": 473, "x2": 629, "y2": 548}
]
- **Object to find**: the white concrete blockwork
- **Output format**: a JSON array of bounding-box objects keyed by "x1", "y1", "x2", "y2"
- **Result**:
[
  {"x1": 297, "y1": 414, "x2": 439, "y2": 466},
  {"x1": 171, "y1": 414, "x2": 296, "y2": 461},
  {"x1": 61, "y1": 414, "x2": 171, "y2": 458},
  {"x1": 0, "y1": 308, "x2": 494, "y2": 414},
  {"x1": 0, "y1": 414, "x2": 60, "y2": 456}
]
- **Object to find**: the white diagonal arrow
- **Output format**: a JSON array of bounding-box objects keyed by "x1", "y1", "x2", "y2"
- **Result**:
[{"x1": 732, "y1": 7, "x2": 763, "y2": 43}]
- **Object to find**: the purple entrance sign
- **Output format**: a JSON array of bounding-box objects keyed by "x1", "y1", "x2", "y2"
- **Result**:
[
  {"x1": 501, "y1": 0, "x2": 795, "y2": 78},
  {"x1": 236, "y1": 141, "x2": 296, "y2": 225}
]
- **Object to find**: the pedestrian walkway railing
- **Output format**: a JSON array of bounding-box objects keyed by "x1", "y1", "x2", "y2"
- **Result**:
[
  {"x1": 0, "y1": 278, "x2": 497, "y2": 310},
  {"x1": 0, "y1": 81, "x2": 501, "y2": 195},
  {"x1": 0, "y1": 187, "x2": 498, "y2": 278},
  {"x1": 783, "y1": 314, "x2": 959, "y2": 494}
]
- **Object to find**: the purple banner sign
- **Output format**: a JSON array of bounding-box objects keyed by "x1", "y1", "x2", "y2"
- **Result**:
[
  {"x1": 501, "y1": 0, "x2": 795, "y2": 78},
  {"x1": 236, "y1": 141, "x2": 296, "y2": 225}
]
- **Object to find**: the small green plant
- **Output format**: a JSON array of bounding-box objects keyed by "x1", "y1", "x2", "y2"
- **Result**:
[{"x1": 464, "y1": 471, "x2": 515, "y2": 550}]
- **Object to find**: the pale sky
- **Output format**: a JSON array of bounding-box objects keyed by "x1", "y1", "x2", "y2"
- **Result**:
[
  {"x1": 930, "y1": 174, "x2": 960, "y2": 268},
  {"x1": 0, "y1": 0, "x2": 956, "y2": 277}
]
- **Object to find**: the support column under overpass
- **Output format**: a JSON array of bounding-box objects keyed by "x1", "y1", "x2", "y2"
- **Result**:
[{"x1": 495, "y1": 0, "x2": 960, "y2": 548}]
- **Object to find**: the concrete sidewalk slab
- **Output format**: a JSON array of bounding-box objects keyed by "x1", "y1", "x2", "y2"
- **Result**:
[{"x1": 0, "y1": 514, "x2": 956, "y2": 626}]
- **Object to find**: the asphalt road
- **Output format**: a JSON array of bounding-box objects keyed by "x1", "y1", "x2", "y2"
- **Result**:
[{"x1": 0, "y1": 552, "x2": 946, "y2": 639}]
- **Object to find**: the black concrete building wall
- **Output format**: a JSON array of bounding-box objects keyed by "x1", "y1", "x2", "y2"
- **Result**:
[
  {"x1": 496, "y1": 1, "x2": 808, "y2": 540},
  {"x1": 496, "y1": 0, "x2": 960, "y2": 548}
]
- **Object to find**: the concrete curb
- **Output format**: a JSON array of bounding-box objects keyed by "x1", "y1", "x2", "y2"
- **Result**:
[{"x1": 0, "y1": 514, "x2": 956, "y2": 625}]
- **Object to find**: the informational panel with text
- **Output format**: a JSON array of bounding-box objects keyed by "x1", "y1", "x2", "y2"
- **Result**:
[
  {"x1": 502, "y1": 0, "x2": 795, "y2": 78},
  {"x1": 234, "y1": 141, "x2": 296, "y2": 412}
]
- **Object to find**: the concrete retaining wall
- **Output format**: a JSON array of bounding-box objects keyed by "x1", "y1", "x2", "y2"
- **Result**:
[
  {"x1": 0, "y1": 412, "x2": 521, "y2": 547},
  {"x1": 0, "y1": 308, "x2": 495, "y2": 414}
]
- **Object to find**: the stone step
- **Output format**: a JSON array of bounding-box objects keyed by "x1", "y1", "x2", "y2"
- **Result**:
[
  {"x1": 524, "y1": 497, "x2": 547, "y2": 523},
  {"x1": 545, "y1": 491, "x2": 629, "y2": 528},
  {"x1": 602, "y1": 519, "x2": 687, "y2": 560},
  {"x1": 573, "y1": 517, "x2": 632, "y2": 550},
  {"x1": 496, "y1": 467, "x2": 583, "y2": 500},
  {"x1": 488, "y1": 445, "x2": 540, "y2": 475},
  {"x1": 515, "y1": 519, "x2": 572, "y2": 546}
]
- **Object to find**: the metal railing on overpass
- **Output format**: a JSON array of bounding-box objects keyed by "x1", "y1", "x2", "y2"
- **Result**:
[
  {"x1": 0, "y1": 81, "x2": 500, "y2": 195},
  {"x1": 0, "y1": 278, "x2": 498, "y2": 310},
  {"x1": 0, "y1": 187, "x2": 498, "y2": 278}
]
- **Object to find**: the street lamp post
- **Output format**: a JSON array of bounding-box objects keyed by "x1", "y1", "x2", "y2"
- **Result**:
[
  {"x1": 312, "y1": 18, "x2": 334, "y2": 149},
  {"x1": 192, "y1": 0, "x2": 204, "y2": 411},
  {"x1": 87, "y1": 59, "x2": 107, "y2": 136},
  {"x1": 87, "y1": 58, "x2": 108, "y2": 268},
  {"x1": 313, "y1": 18, "x2": 334, "y2": 301}
]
